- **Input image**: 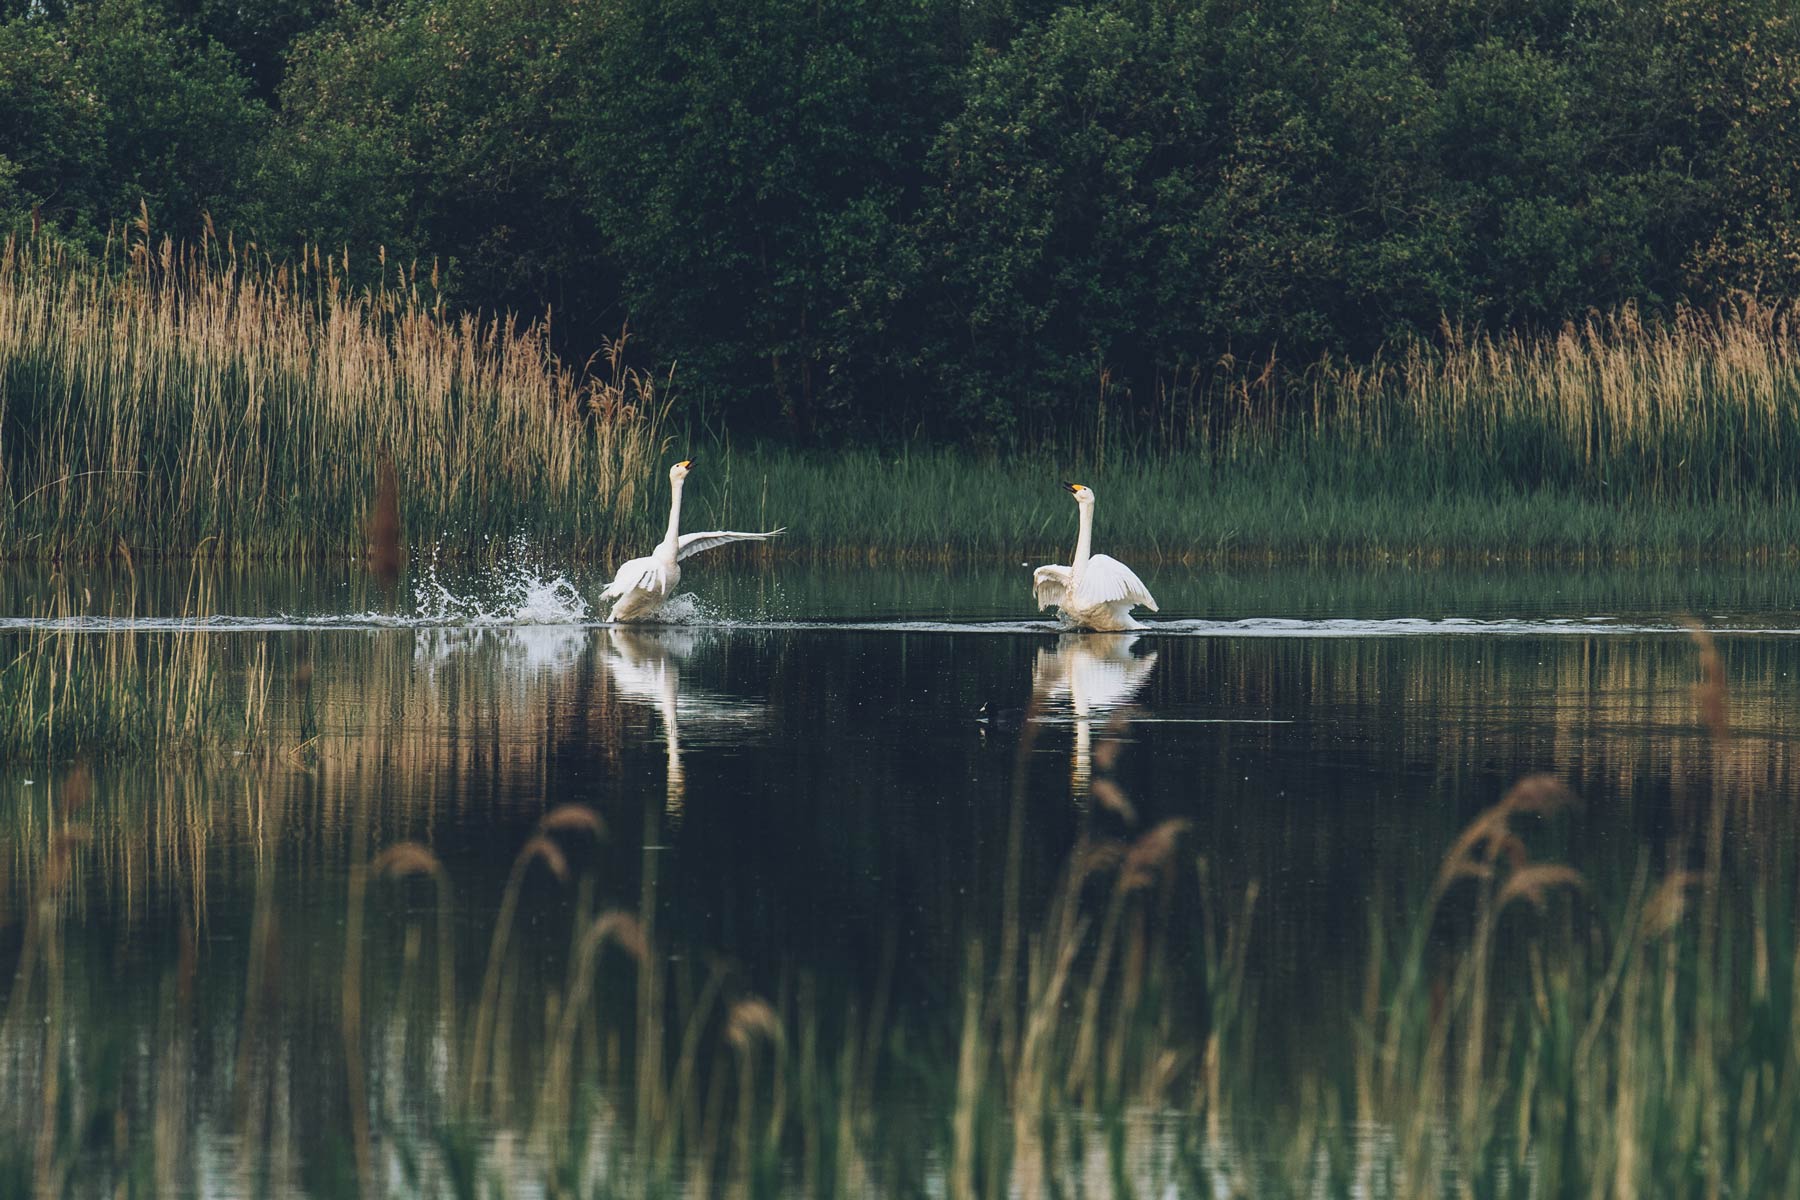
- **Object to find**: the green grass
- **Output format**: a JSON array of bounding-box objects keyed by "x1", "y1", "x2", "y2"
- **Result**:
[{"x1": 685, "y1": 443, "x2": 1800, "y2": 563}]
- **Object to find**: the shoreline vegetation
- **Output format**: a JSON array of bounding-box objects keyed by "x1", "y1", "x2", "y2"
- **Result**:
[
  {"x1": 0, "y1": 228, "x2": 668, "y2": 565},
  {"x1": 4, "y1": 232, "x2": 1800, "y2": 566}
]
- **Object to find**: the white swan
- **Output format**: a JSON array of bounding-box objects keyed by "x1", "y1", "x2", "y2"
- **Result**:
[
  {"x1": 1031, "y1": 482, "x2": 1158, "y2": 631},
  {"x1": 598, "y1": 458, "x2": 785, "y2": 622}
]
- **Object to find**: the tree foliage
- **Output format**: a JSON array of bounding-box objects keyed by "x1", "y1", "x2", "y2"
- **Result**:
[
  {"x1": 0, "y1": 0, "x2": 264, "y2": 240},
  {"x1": 568, "y1": 0, "x2": 960, "y2": 432},
  {"x1": 7, "y1": 0, "x2": 1800, "y2": 438}
]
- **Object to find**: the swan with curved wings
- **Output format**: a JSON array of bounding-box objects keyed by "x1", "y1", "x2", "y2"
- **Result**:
[
  {"x1": 1032, "y1": 482, "x2": 1158, "y2": 631},
  {"x1": 599, "y1": 459, "x2": 785, "y2": 621}
]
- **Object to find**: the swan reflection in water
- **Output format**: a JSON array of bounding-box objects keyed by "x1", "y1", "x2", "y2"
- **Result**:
[
  {"x1": 1030, "y1": 633, "x2": 1159, "y2": 796},
  {"x1": 600, "y1": 627, "x2": 763, "y2": 827}
]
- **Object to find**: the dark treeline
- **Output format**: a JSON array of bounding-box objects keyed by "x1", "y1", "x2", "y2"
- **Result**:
[{"x1": 4, "y1": 0, "x2": 1799, "y2": 441}]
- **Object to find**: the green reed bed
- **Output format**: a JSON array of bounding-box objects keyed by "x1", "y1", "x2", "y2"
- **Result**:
[
  {"x1": 0, "y1": 228, "x2": 666, "y2": 563},
  {"x1": 701, "y1": 303, "x2": 1800, "y2": 561},
  {"x1": 696, "y1": 444, "x2": 1800, "y2": 563},
  {"x1": 7, "y1": 228, "x2": 1800, "y2": 564}
]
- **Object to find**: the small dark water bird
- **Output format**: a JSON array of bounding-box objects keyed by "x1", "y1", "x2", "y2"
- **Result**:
[{"x1": 976, "y1": 701, "x2": 1026, "y2": 732}]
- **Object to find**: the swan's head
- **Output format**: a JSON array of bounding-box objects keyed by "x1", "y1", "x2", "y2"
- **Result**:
[
  {"x1": 670, "y1": 458, "x2": 696, "y2": 482},
  {"x1": 1062, "y1": 480, "x2": 1095, "y2": 505}
]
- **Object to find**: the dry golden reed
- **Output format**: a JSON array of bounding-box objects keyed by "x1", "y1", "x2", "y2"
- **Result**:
[
  {"x1": 0, "y1": 229, "x2": 666, "y2": 561},
  {"x1": 1150, "y1": 298, "x2": 1800, "y2": 503}
]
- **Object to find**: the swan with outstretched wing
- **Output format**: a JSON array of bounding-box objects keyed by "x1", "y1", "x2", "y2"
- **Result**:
[
  {"x1": 598, "y1": 458, "x2": 785, "y2": 621},
  {"x1": 1032, "y1": 482, "x2": 1157, "y2": 631}
]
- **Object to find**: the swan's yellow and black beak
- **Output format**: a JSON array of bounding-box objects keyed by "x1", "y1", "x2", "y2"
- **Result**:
[
  {"x1": 678, "y1": 458, "x2": 695, "y2": 470},
  {"x1": 1062, "y1": 480, "x2": 1081, "y2": 494}
]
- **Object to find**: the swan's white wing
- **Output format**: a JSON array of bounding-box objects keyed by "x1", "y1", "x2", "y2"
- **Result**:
[
  {"x1": 676, "y1": 527, "x2": 786, "y2": 561},
  {"x1": 1032, "y1": 564, "x2": 1072, "y2": 611},
  {"x1": 601, "y1": 554, "x2": 662, "y2": 599},
  {"x1": 1072, "y1": 554, "x2": 1158, "y2": 612}
]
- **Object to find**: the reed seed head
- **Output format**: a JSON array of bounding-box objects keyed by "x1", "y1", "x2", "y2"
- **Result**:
[
  {"x1": 538, "y1": 804, "x2": 606, "y2": 838},
  {"x1": 371, "y1": 842, "x2": 444, "y2": 880},
  {"x1": 727, "y1": 996, "x2": 783, "y2": 1051}
]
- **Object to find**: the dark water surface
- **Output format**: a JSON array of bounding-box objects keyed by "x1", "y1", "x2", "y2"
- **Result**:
[{"x1": 4, "y1": 559, "x2": 1799, "y2": 1194}]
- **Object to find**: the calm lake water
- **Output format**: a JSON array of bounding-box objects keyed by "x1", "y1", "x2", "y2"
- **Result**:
[{"x1": 4, "y1": 557, "x2": 1799, "y2": 1194}]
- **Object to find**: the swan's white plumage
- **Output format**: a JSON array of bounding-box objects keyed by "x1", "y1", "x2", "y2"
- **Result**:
[
  {"x1": 1070, "y1": 553, "x2": 1157, "y2": 611},
  {"x1": 601, "y1": 460, "x2": 783, "y2": 622},
  {"x1": 1031, "y1": 483, "x2": 1157, "y2": 631},
  {"x1": 598, "y1": 555, "x2": 676, "y2": 621},
  {"x1": 1032, "y1": 564, "x2": 1072, "y2": 610},
  {"x1": 677, "y1": 528, "x2": 786, "y2": 561}
]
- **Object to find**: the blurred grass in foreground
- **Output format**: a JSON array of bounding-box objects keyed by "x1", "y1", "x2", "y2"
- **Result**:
[{"x1": 2, "y1": 627, "x2": 1793, "y2": 1197}]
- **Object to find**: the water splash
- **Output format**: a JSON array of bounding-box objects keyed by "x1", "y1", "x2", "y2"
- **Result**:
[
  {"x1": 409, "y1": 553, "x2": 591, "y2": 626},
  {"x1": 644, "y1": 594, "x2": 719, "y2": 625}
]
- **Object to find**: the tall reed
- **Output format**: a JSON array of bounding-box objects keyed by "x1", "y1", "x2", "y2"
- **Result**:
[
  {"x1": 9, "y1": 220, "x2": 1800, "y2": 564},
  {"x1": 1133, "y1": 302, "x2": 1800, "y2": 496},
  {"x1": 0, "y1": 223, "x2": 666, "y2": 562},
  {"x1": 699, "y1": 302, "x2": 1800, "y2": 561}
]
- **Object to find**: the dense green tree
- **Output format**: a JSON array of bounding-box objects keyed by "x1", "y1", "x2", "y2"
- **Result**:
[
  {"x1": 569, "y1": 0, "x2": 961, "y2": 434},
  {"x1": 253, "y1": 0, "x2": 605, "y2": 333},
  {"x1": 8, "y1": 0, "x2": 1800, "y2": 438},
  {"x1": 1652, "y1": 0, "x2": 1800, "y2": 299},
  {"x1": 916, "y1": 0, "x2": 1800, "y2": 433},
  {"x1": 154, "y1": 0, "x2": 343, "y2": 100},
  {"x1": 0, "y1": 0, "x2": 264, "y2": 240},
  {"x1": 924, "y1": 0, "x2": 1461, "y2": 432},
  {"x1": 74, "y1": 0, "x2": 265, "y2": 230},
  {"x1": 0, "y1": 16, "x2": 109, "y2": 234}
]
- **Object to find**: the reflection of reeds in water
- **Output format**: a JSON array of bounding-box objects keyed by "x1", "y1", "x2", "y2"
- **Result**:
[
  {"x1": 6, "y1": 628, "x2": 1800, "y2": 1195},
  {"x1": 1173, "y1": 632, "x2": 1800, "y2": 830},
  {"x1": 0, "y1": 578, "x2": 269, "y2": 759},
  {"x1": 0, "y1": 622, "x2": 694, "y2": 932}
]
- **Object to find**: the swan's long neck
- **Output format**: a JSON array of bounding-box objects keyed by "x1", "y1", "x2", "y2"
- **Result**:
[
  {"x1": 1071, "y1": 500, "x2": 1094, "y2": 579},
  {"x1": 661, "y1": 476, "x2": 685, "y2": 554}
]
